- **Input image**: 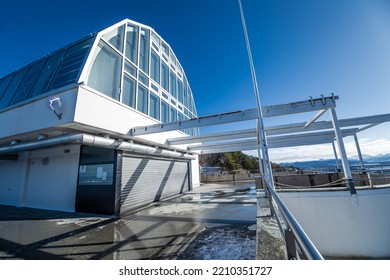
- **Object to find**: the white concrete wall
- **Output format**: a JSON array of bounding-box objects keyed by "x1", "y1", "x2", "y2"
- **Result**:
[
  {"x1": 0, "y1": 145, "x2": 80, "y2": 212},
  {"x1": 0, "y1": 152, "x2": 29, "y2": 206},
  {"x1": 279, "y1": 187, "x2": 390, "y2": 258},
  {"x1": 0, "y1": 88, "x2": 77, "y2": 144},
  {"x1": 190, "y1": 155, "x2": 200, "y2": 188}
]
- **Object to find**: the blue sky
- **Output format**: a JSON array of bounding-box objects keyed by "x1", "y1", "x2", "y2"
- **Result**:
[{"x1": 1, "y1": 0, "x2": 390, "y2": 162}]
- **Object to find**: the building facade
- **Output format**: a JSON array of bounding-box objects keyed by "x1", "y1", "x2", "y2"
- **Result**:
[{"x1": 0, "y1": 19, "x2": 200, "y2": 215}]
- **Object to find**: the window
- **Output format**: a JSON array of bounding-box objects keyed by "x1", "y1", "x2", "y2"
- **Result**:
[
  {"x1": 122, "y1": 74, "x2": 136, "y2": 108},
  {"x1": 125, "y1": 24, "x2": 138, "y2": 64},
  {"x1": 161, "y1": 42, "x2": 169, "y2": 56},
  {"x1": 139, "y1": 28, "x2": 150, "y2": 74},
  {"x1": 177, "y1": 79, "x2": 183, "y2": 103},
  {"x1": 151, "y1": 83, "x2": 159, "y2": 93},
  {"x1": 161, "y1": 62, "x2": 169, "y2": 91},
  {"x1": 0, "y1": 74, "x2": 14, "y2": 100},
  {"x1": 161, "y1": 100, "x2": 169, "y2": 123},
  {"x1": 49, "y1": 37, "x2": 94, "y2": 90},
  {"x1": 102, "y1": 25, "x2": 125, "y2": 52},
  {"x1": 78, "y1": 146, "x2": 115, "y2": 186},
  {"x1": 28, "y1": 50, "x2": 65, "y2": 98},
  {"x1": 170, "y1": 107, "x2": 177, "y2": 122},
  {"x1": 87, "y1": 41, "x2": 122, "y2": 101},
  {"x1": 0, "y1": 68, "x2": 28, "y2": 109},
  {"x1": 9, "y1": 60, "x2": 45, "y2": 106},
  {"x1": 124, "y1": 60, "x2": 136, "y2": 77},
  {"x1": 149, "y1": 93, "x2": 160, "y2": 120},
  {"x1": 169, "y1": 70, "x2": 176, "y2": 98},
  {"x1": 151, "y1": 32, "x2": 160, "y2": 45},
  {"x1": 150, "y1": 50, "x2": 160, "y2": 84},
  {"x1": 138, "y1": 71, "x2": 149, "y2": 86},
  {"x1": 183, "y1": 77, "x2": 188, "y2": 107},
  {"x1": 137, "y1": 84, "x2": 148, "y2": 115}
]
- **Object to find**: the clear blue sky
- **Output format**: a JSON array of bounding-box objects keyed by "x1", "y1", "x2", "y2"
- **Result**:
[{"x1": 1, "y1": 0, "x2": 390, "y2": 161}]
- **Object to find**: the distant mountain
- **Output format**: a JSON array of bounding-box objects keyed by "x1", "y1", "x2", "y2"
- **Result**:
[{"x1": 281, "y1": 154, "x2": 390, "y2": 169}]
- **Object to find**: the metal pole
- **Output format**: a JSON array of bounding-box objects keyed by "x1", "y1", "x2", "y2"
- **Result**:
[
  {"x1": 353, "y1": 134, "x2": 364, "y2": 169},
  {"x1": 353, "y1": 133, "x2": 373, "y2": 187},
  {"x1": 238, "y1": 0, "x2": 274, "y2": 188},
  {"x1": 329, "y1": 108, "x2": 356, "y2": 194},
  {"x1": 332, "y1": 141, "x2": 340, "y2": 172}
]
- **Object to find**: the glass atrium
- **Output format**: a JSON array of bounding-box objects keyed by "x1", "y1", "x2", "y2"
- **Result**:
[{"x1": 0, "y1": 19, "x2": 198, "y2": 136}]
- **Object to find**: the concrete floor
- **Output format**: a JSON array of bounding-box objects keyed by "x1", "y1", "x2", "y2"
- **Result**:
[{"x1": 0, "y1": 183, "x2": 257, "y2": 260}]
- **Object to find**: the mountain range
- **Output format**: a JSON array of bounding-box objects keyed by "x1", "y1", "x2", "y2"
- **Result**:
[{"x1": 281, "y1": 153, "x2": 390, "y2": 169}]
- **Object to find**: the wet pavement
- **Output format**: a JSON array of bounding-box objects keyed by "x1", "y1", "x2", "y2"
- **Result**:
[{"x1": 0, "y1": 183, "x2": 257, "y2": 260}]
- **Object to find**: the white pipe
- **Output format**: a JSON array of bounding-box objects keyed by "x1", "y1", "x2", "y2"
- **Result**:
[{"x1": 0, "y1": 134, "x2": 195, "y2": 160}]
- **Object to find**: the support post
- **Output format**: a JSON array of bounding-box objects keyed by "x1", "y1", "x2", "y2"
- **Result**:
[
  {"x1": 285, "y1": 229, "x2": 298, "y2": 260},
  {"x1": 353, "y1": 133, "x2": 373, "y2": 187},
  {"x1": 330, "y1": 108, "x2": 356, "y2": 194},
  {"x1": 332, "y1": 141, "x2": 340, "y2": 172}
]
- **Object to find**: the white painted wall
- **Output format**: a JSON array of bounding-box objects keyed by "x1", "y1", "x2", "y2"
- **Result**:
[
  {"x1": 279, "y1": 188, "x2": 390, "y2": 258},
  {"x1": 0, "y1": 152, "x2": 29, "y2": 206},
  {"x1": 190, "y1": 155, "x2": 201, "y2": 188},
  {"x1": 0, "y1": 88, "x2": 77, "y2": 144},
  {"x1": 23, "y1": 145, "x2": 80, "y2": 212}
]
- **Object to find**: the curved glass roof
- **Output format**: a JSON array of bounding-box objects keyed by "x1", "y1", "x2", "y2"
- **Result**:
[
  {"x1": 0, "y1": 35, "x2": 95, "y2": 111},
  {"x1": 0, "y1": 19, "x2": 198, "y2": 136}
]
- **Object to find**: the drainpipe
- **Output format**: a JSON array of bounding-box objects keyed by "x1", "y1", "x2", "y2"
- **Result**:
[{"x1": 0, "y1": 134, "x2": 195, "y2": 160}]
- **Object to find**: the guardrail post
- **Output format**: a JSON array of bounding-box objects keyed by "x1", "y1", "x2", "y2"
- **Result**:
[{"x1": 285, "y1": 229, "x2": 297, "y2": 260}]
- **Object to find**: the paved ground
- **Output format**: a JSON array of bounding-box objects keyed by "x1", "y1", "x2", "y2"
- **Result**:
[{"x1": 0, "y1": 183, "x2": 257, "y2": 260}]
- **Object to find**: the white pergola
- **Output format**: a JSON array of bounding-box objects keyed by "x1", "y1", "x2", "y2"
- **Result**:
[{"x1": 128, "y1": 94, "x2": 390, "y2": 194}]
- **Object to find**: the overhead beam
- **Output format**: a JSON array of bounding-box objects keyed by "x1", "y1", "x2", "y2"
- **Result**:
[
  {"x1": 304, "y1": 109, "x2": 328, "y2": 129},
  {"x1": 129, "y1": 95, "x2": 338, "y2": 136},
  {"x1": 167, "y1": 128, "x2": 257, "y2": 145},
  {"x1": 188, "y1": 128, "x2": 358, "y2": 153}
]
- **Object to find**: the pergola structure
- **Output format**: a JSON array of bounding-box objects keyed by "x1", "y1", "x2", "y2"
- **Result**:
[{"x1": 129, "y1": 94, "x2": 390, "y2": 195}]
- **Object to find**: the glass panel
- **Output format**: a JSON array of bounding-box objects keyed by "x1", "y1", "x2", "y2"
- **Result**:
[
  {"x1": 169, "y1": 49, "x2": 176, "y2": 65},
  {"x1": 169, "y1": 70, "x2": 176, "y2": 98},
  {"x1": 102, "y1": 25, "x2": 125, "y2": 52},
  {"x1": 151, "y1": 83, "x2": 159, "y2": 92},
  {"x1": 49, "y1": 37, "x2": 94, "y2": 90},
  {"x1": 151, "y1": 32, "x2": 160, "y2": 45},
  {"x1": 0, "y1": 74, "x2": 15, "y2": 100},
  {"x1": 149, "y1": 92, "x2": 160, "y2": 120},
  {"x1": 122, "y1": 74, "x2": 136, "y2": 109},
  {"x1": 177, "y1": 79, "x2": 183, "y2": 103},
  {"x1": 162, "y1": 91, "x2": 169, "y2": 100},
  {"x1": 170, "y1": 107, "x2": 177, "y2": 122},
  {"x1": 137, "y1": 84, "x2": 148, "y2": 115},
  {"x1": 29, "y1": 50, "x2": 65, "y2": 98},
  {"x1": 151, "y1": 41, "x2": 159, "y2": 52},
  {"x1": 87, "y1": 41, "x2": 122, "y2": 101},
  {"x1": 188, "y1": 87, "x2": 193, "y2": 113},
  {"x1": 161, "y1": 62, "x2": 169, "y2": 91},
  {"x1": 9, "y1": 60, "x2": 45, "y2": 106},
  {"x1": 80, "y1": 146, "x2": 115, "y2": 164},
  {"x1": 124, "y1": 60, "x2": 136, "y2": 77},
  {"x1": 178, "y1": 112, "x2": 184, "y2": 121},
  {"x1": 150, "y1": 50, "x2": 160, "y2": 84},
  {"x1": 161, "y1": 100, "x2": 169, "y2": 123},
  {"x1": 78, "y1": 163, "x2": 114, "y2": 186},
  {"x1": 139, "y1": 28, "x2": 150, "y2": 74},
  {"x1": 183, "y1": 77, "x2": 188, "y2": 107},
  {"x1": 125, "y1": 24, "x2": 139, "y2": 64},
  {"x1": 138, "y1": 71, "x2": 149, "y2": 86},
  {"x1": 161, "y1": 42, "x2": 169, "y2": 55},
  {"x1": 0, "y1": 68, "x2": 28, "y2": 109}
]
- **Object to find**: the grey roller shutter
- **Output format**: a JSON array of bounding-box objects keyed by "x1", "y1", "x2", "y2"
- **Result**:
[{"x1": 120, "y1": 155, "x2": 189, "y2": 213}]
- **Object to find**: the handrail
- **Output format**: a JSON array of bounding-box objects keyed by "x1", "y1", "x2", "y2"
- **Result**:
[{"x1": 266, "y1": 183, "x2": 324, "y2": 260}]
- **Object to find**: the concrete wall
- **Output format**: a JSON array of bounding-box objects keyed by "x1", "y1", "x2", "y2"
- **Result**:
[
  {"x1": 279, "y1": 187, "x2": 390, "y2": 258},
  {"x1": 0, "y1": 145, "x2": 80, "y2": 212}
]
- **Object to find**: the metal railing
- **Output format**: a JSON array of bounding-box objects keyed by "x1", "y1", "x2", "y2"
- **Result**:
[{"x1": 265, "y1": 182, "x2": 324, "y2": 260}]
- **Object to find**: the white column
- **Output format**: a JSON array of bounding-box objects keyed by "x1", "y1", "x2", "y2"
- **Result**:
[
  {"x1": 330, "y1": 108, "x2": 356, "y2": 194},
  {"x1": 353, "y1": 134, "x2": 364, "y2": 169},
  {"x1": 332, "y1": 141, "x2": 340, "y2": 172}
]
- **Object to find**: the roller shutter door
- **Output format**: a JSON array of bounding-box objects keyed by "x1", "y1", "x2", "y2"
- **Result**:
[{"x1": 120, "y1": 155, "x2": 189, "y2": 213}]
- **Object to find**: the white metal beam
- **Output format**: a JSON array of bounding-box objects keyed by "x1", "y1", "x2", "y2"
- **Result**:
[
  {"x1": 129, "y1": 95, "x2": 339, "y2": 136},
  {"x1": 304, "y1": 109, "x2": 328, "y2": 129}
]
